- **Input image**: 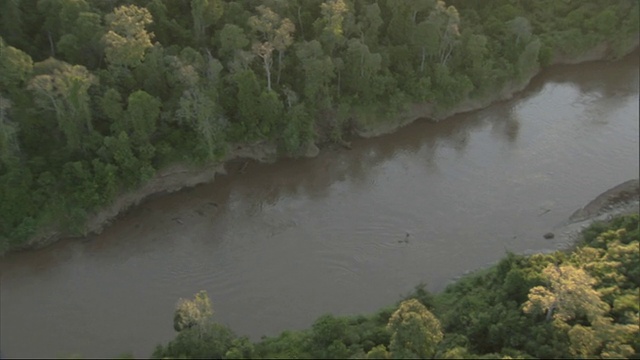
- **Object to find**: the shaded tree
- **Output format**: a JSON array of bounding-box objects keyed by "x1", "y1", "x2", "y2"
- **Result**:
[
  {"x1": 28, "y1": 59, "x2": 97, "y2": 151},
  {"x1": 191, "y1": 0, "x2": 223, "y2": 45}
]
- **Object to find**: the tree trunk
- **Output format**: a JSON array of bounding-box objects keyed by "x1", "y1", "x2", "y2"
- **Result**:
[
  {"x1": 420, "y1": 47, "x2": 426, "y2": 72},
  {"x1": 297, "y1": 6, "x2": 305, "y2": 39},
  {"x1": 263, "y1": 56, "x2": 272, "y2": 91},
  {"x1": 546, "y1": 301, "x2": 557, "y2": 322},
  {"x1": 47, "y1": 31, "x2": 55, "y2": 57},
  {"x1": 442, "y1": 44, "x2": 453, "y2": 66},
  {"x1": 277, "y1": 50, "x2": 283, "y2": 85}
]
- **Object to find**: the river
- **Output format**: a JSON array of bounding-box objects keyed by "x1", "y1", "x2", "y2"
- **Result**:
[{"x1": 1, "y1": 52, "x2": 639, "y2": 358}]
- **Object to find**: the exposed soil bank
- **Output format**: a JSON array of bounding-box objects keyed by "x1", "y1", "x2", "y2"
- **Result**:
[
  {"x1": 21, "y1": 142, "x2": 278, "y2": 251},
  {"x1": 19, "y1": 41, "x2": 639, "y2": 252}
]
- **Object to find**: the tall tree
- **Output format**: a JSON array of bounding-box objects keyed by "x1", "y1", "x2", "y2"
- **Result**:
[
  {"x1": 57, "y1": 10, "x2": 104, "y2": 68},
  {"x1": 175, "y1": 53, "x2": 227, "y2": 161},
  {"x1": 217, "y1": 24, "x2": 250, "y2": 62},
  {"x1": 387, "y1": 298, "x2": 444, "y2": 359},
  {"x1": 103, "y1": 4, "x2": 154, "y2": 68},
  {"x1": 0, "y1": 36, "x2": 33, "y2": 96},
  {"x1": 248, "y1": 5, "x2": 295, "y2": 91},
  {"x1": 27, "y1": 59, "x2": 97, "y2": 152},
  {"x1": 355, "y1": 2, "x2": 384, "y2": 48},
  {"x1": 430, "y1": 1, "x2": 461, "y2": 66},
  {"x1": 508, "y1": 16, "x2": 532, "y2": 46},
  {"x1": 0, "y1": 96, "x2": 20, "y2": 166},
  {"x1": 177, "y1": 87, "x2": 226, "y2": 160},
  {"x1": 523, "y1": 264, "x2": 609, "y2": 322},
  {"x1": 343, "y1": 38, "x2": 384, "y2": 103},
  {"x1": 0, "y1": 0, "x2": 25, "y2": 49},
  {"x1": 295, "y1": 40, "x2": 335, "y2": 111},
  {"x1": 174, "y1": 290, "x2": 214, "y2": 333},
  {"x1": 190, "y1": 0, "x2": 223, "y2": 45},
  {"x1": 121, "y1": 90, "x2": 161, "y2": 147},
  {"x1": 314, "y1": 0, "x2": 349, "y2": 55}
]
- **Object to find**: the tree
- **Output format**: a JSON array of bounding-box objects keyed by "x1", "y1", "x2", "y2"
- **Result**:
[
  {"x1": 173, "y1": 290, "x2": 214, "y2": 332},
  {"x1": 366, "y1": 344, "x2": 391, "y2": 359},
  {"x1": 387, "y1": 298, "x2": 444, "y2": 359},
  {"x1": 36, "y1": 0, "x2": 85, "y2": 57},
  {"x1": 384, "y1": 0, "x2": 412, "y2": 45},
  {"x1": 103, "y1": 5, "x2": 154, "y2": 68},
  {"x1": 0, "y1": 0, "x2": 25, "y2": 50},
  {"x1": 355, "y1": 3, "x2": 384, "y2": 48},
  {"x1": 229, "y1": 69, "x2": 263, "y2": 140},
  {"x1": 508, "y1": 16, "x2": 532, "y2": 46},
  {"x1": 191, "y1": 0, "x2": 223, "y2": 45},
  {"x1": 295, "y1": 40, "x2": 335, "y2": 110},
  {"x1": 0, "y1": 36, "x2": 33, "y2": 96},
  {"x1": 146, "y1": 0, "x2": 192, "y2": 47},
  {"x1": 101, "y1": 131, "x2": 150, "y2": 187},
  {"x1": 310, "y1": 314, "x2": 349, "y2": 358},
  {"x1": 0, "y1": 96, "x2": 20, "y2": 167},
  {"x1": 57, "y1": 11, "x2": 104, "y2": 68},
  {"x1": 413, "y1": 19, "x2": 439, "y2": 73},
  {"x1": 28, "y1": 59, "x2": 97, "y2": 152},
  {"x1": 343, "y1": 38, "x2": 384, "y2": 103},
  {"x1": 516, "y1": 37, "x2": 541, "y2": 79},
  {"x1": 119, "y1": 90, "x2": 161, "y2": 147},
  {"x1": 523, "y1": 264, "x2": 609, "y2": 322},
  {"x1": 176, "y1": 86, "x2": 227, "y2": 160},
  {"x1": 248, "y1": 5, "x2": 296, "y2": 91},
  {"x1": 280, "y1": 103, "x2": 314, "y2": 155},
  {"x1": 153, "y1": 322, "x2": 237, "y2": 359},
  {"x1": 217, "y1": 24, "x2": 250, "y2": 62},
  {"x1": 430, "y1": 1, "x2": 461, "y2": 66},
  {"x1": 315, "y1": 0, "x2": 349, "y2": 55}
]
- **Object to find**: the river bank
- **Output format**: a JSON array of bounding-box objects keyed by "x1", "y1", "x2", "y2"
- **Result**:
[
  {"x1": 2, "y1": 44, "x2": 638, "y2": 358},
  {"x1": 17, "y1": 40, "x2": 639, "y2": 253}
]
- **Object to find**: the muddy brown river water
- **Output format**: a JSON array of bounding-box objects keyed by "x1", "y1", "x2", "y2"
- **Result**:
[{"x1": 1, "y1": 52, "x2": 639, "y2": 358}]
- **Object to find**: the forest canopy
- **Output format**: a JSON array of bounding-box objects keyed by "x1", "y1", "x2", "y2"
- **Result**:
[{"x1": 0, "y1": 0, "x2": 638, "y2": 253}]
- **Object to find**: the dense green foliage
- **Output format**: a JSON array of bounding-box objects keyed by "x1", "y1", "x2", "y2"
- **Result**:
[
  {"x1": 1, "y1": 0, "x2": 638, "y2": 252},
  {"x1": 152, "y1": 214, "x2": 640, "y2": 359}
]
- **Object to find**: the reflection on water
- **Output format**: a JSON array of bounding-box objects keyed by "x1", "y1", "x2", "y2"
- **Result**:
[{"x1": 1, "y1": 52, "x2": 638, "y2": 358}]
